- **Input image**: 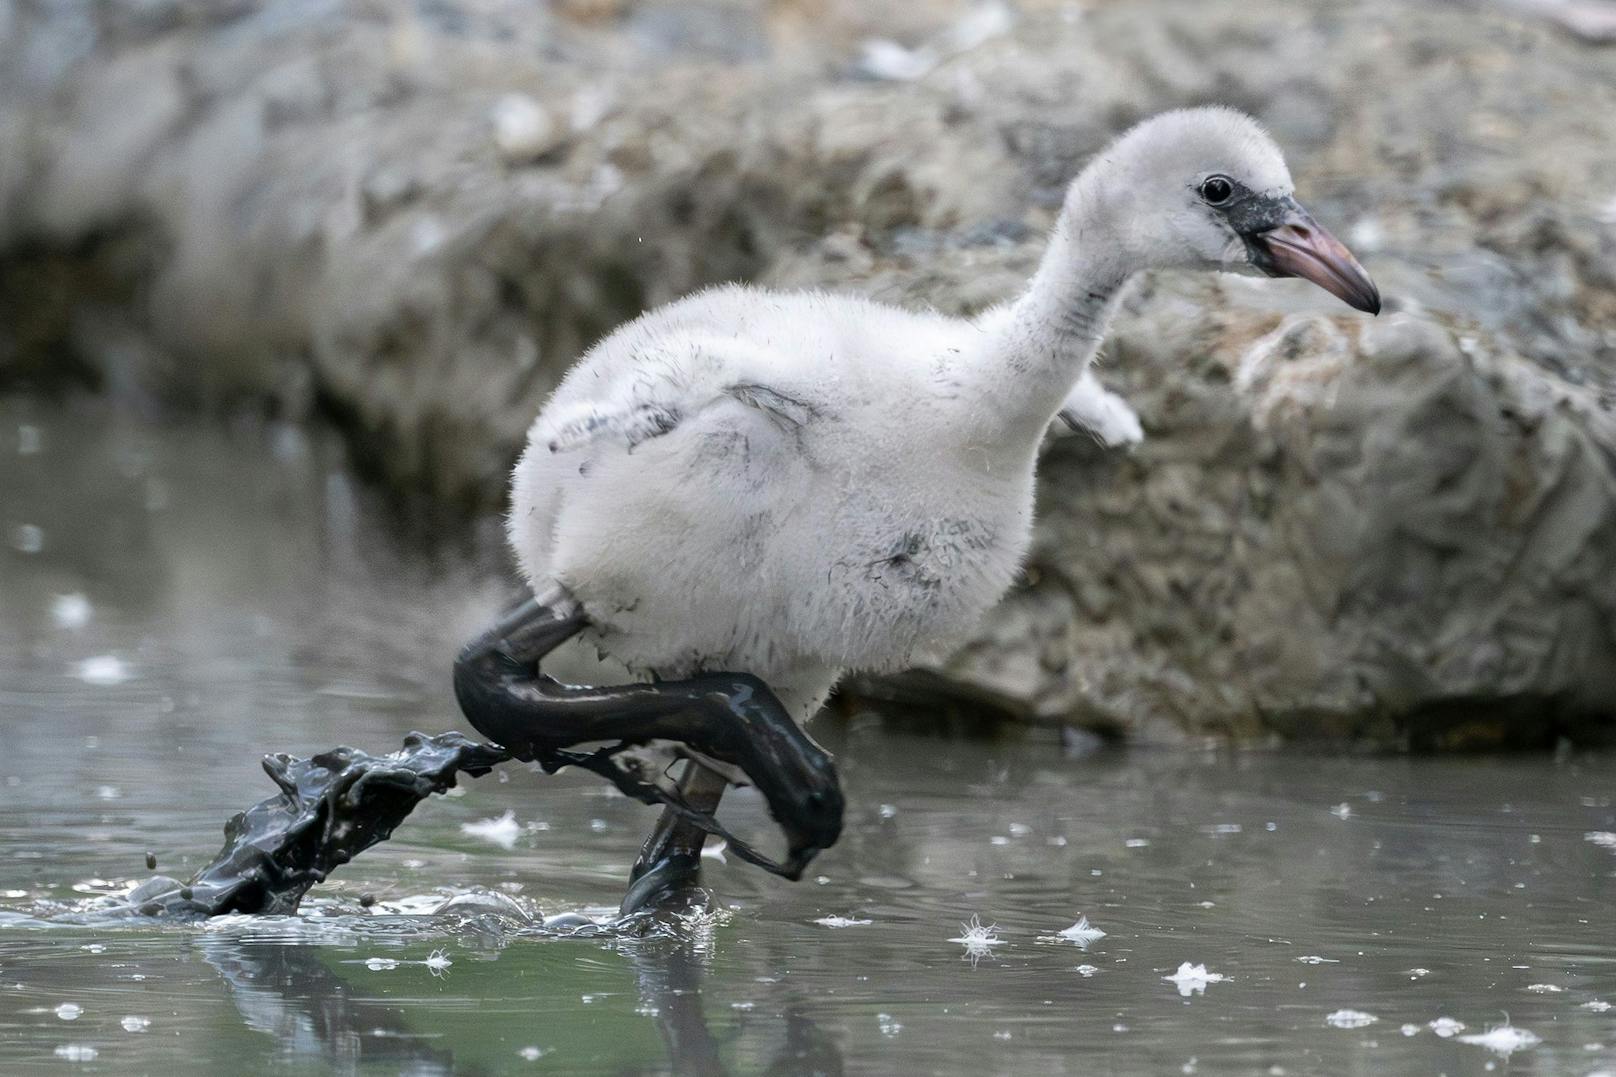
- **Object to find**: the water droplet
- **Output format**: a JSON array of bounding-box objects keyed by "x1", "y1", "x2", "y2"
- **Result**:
[
  {"x1": 76, "y1": 656, "x2": 129, "y2": 686},
  {"x1": 51, "y1": 593, "x2": 92, "y2": 628},
  {"x1": 11, "y1": 524, "x2": 44, "y2": 554}
]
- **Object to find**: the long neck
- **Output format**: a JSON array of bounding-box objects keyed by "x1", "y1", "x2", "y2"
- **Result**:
[{"x1": 972, "y1": 182, "x2": 1131, "y2": 438}]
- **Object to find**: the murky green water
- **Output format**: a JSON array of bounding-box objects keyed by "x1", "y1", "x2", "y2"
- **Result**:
[{"x1": 3, "y1": 398, "x2": 1614, "y2": 1075}]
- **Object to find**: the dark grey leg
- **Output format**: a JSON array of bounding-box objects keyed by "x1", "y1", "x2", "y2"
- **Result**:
[
  {"x1": 452, "y1": 597, "x2": 843, "y2": 886},
  {"x1": 620, "y1": 763, "x2": 729, "y2": 915}
]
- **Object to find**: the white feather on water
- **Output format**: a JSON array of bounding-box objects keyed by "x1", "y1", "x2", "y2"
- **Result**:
[
  {"x1": 949, "y1": 915, "x2": 1005, "y2": 964},
  {"x1": 348, "y1": 951, "x2": 453, "y2": 975},
  {"x1": 461, "y1": 810, "x2": 521, "y2": 849},
  {"x1": 1456, "y1": 1025, "x2": 1540, "y2": 1054},
  {"x1": 1163, "y1": 963, "x2": 1227, "y2": 996},
  {"x1": 1325, "y1": 1009, "x2": 1377, "y2": 1029},
  {"x1": 948, "y1": 915, "x2": 1004, "y2": 947},
  {"x1": 1040, "y1": 915, "x2": 1106, "y2": 947}
]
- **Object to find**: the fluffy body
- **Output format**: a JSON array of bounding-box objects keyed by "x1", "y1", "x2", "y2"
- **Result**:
[
  {"x1": 509, "y1": 108, "x2": 1294, "y2": 720},
  {"x1": 515, "y1": 288, "x2": 1045, "y2": 717}
]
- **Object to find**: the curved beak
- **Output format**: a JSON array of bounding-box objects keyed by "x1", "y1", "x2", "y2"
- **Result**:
[{"x1": 1242, "y1": 200, "x2": 1381, "y2": 315}]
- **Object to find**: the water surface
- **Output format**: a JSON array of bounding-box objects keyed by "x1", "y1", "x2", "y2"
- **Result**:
[{"x1": 3, "y1": 399, "x2": 1614, "y2": 1075}]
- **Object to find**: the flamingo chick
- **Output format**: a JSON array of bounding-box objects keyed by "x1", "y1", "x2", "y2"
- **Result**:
[{"x1": 454, "y1": 107, "x2": 1379, "y2": 911}]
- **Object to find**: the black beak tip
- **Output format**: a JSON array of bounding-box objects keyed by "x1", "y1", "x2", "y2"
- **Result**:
[
  {"x1": 1357, "y1": 287, "x2": 1382, "y2": 317},
  {"x1": 782, "y1": 846, "x2": 822, "y2": 881}
]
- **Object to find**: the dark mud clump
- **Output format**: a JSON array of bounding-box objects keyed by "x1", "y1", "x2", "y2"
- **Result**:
[{"x1": 118, "y1": 732, "x2": 511, "y2": 918}]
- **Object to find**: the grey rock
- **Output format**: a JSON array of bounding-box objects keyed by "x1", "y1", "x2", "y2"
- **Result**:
[{"x1": 1, "y1": 0, "x2": 1613, "y2": 743}]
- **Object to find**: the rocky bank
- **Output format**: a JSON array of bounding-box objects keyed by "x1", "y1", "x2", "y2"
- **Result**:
[{"x1": 3, "y1": 0, "x2": 1614, "y2": 745}]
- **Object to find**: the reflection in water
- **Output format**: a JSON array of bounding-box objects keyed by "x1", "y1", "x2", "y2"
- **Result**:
[
  {"x1": 630, "y1": 942, "x2": 726, "y2": 1076},
  {"x1": 625, "y1": 936, "x2": 844, "y2": 1076},
  {"x1": 201, "y1": 929, "x2": 845, "y2": 1077},
  {"x1": 200, "y1": 938, "x2": 454, "y2": 1074},
  {"x1": 765, "y1": 1011, "x2": 844, "y2": 1077}
]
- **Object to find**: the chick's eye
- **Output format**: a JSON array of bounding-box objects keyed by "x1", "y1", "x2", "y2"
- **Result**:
[{"x1": 1198, "y1": 175, "x2": 1234, "y2": 205}]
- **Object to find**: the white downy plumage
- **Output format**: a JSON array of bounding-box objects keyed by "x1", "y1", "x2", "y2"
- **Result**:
[{"x1": 508, "y1": 108, "x2": 1362, "y2": 722}]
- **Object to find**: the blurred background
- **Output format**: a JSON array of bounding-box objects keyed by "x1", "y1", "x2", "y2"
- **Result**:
[
  {"x1": 4, "y1": 3, "x2": 1616, "y2": 1074},
  {"x1": 6, "y1": 0, "x2": 1616, "y2": 750},
  {"x1": 5, "y1": 0, "x2": 1616, "y2": 746}
]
